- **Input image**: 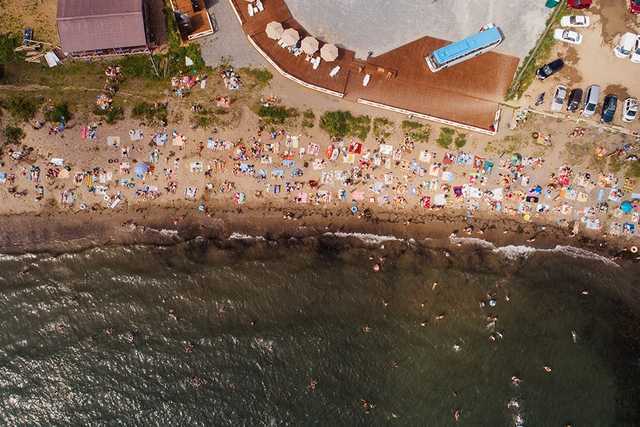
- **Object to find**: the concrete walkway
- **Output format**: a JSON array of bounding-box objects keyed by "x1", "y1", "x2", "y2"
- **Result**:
[{"x1": 199, "y1": 0, "x2": 269, "y2": 67}]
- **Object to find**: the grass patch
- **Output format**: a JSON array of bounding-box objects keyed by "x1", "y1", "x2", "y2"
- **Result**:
[
  {"x1": 302, "y1": 109, "x2": 315, "y2": 128},
  {"x1": 44, "y1": 102, "x2": 71, "y2": 123},
  {"x1": 320, "y1": 110, "x2": 371, "y2": 140},
  {"x1": 3, "y1": 125, "x2": 25, "y2": 145},
  {"x1": 401, "y1": 120, "x2": 431, "y2": 143},
  {"x1": 240, "y1": 68, "x2": 273, "y2": 88},
  {"x1": 506, "y1": 2, "x2": 567, "y2": 100},
  {"x1": 256, "y1": 105, "x2": 299, "y2": 125},
  {"x1": 1, "y1": 95, "x2": 40, "y2": 122},
  {"x1": 626, "y1": 161, "x2": 640, "y2": 178},
  {"x1": 435, "y1": 127, "x2": 455, "y2": 148},
  {"x1": 131, "y1": 102, "x2": 168, "y2": 125},
  {"x1": 373, "y1": 117, "x2": 394, "y2": 139}
]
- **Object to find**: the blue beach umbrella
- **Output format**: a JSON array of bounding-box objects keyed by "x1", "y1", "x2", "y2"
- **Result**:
[{"x1": 620, "y1": 200, "x2": 633, "y2": 214}]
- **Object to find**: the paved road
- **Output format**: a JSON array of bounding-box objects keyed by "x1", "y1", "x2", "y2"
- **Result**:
[
  {"x1": 286, "y1": 0, "x2": 552, "y2": 59},
  {"x1": 199, "y1": 0, "x2": 269, "y2": 67}
]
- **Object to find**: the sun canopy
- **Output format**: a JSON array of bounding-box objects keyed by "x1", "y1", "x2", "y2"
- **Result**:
[
  {"x1": 320, "y1": 43, "x2": 339, "y2": 62},
  {"x1": 281, "y1": 28, "x2": 300, "y2": 47},
  {"x1": 301, "y1": 36, "x2": 319, "y2": 55},
  {"x1": 265, "y1": 21, "x2": 284, "y2": 40}
]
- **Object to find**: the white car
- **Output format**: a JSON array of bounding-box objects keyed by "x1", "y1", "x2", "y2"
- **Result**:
[
  {"x1": 631, "y1": 35, "x2": 640, "y2": 64},
  {"x1": 622, "y1": 97, "x2": 638, "y2": 122},
  {"x1": 614, "y1": 32, "x2": 637, "y2": 58},
  {"x1": 551, "y1": 85, "x2": 568, "y2": 112},
  {"x1": 560, "y1": 15, "x2": 590, "y2": 27},
  {"x1": 554, "y1": 29, "x2": 583, "y2": 45}
]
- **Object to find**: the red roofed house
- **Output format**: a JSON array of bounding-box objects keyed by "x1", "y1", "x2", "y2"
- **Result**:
[{"x1": 57, "y1": 0, "x2": 151, "y2": 57}]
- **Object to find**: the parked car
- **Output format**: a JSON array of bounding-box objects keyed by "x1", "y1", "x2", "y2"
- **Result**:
[
  {"x1": 622, "y1": 97, "x2": 638, "y2": 122},
  {"x1": 560, "y1": 15, "x2": 590, "y2": 27},
  {"x1": 601, "y1": 94, "x2": 618, "y2": 123},
  {"x1": 630, "y1": 0, "x2": 640, "y2": 14},
  {"x1": 568, "y1": 0, "x2": 592, "y2": 9},
  {"x1": 554, "y1": 29, "x2": 583, "y2": 45},
  {"x1": 536, "y1": 58, "x2": 564, "y2": 79},
  {"x1": 550, "y1": 85, "x2": 568, "y2": 112},
  {"x1": 614, "y1": 32, "x2": 637, "y2": 58},
  {"x1": 567, "y1": 88, "x2": 583, "y2": 112},
  {"x1": 582, "y1": 84, "x2": 601, "y2": 117},
  {"x1": 631, "y1": 35, "x2": 640, "y2": 63}
]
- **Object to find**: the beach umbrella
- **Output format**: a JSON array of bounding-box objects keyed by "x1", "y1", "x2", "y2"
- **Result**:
[
  {"x1": 134, "y1": 163, "x2": 149, "y2": 179},
  {"x1": 281, "y1": 28, "x2": 300, "y2": 47},
  {"x1": 320, "y1": 43, "x2": 339, "y2": 62},
  {"x1": 620, "y1": 200, "x2": 633, "y2": 214},
  {"x1": 266, "y1": 21, "x2": 284, "y2": 40},
  {"x1": 301, "y1": 36, "x2": 319, "y2": 55}
]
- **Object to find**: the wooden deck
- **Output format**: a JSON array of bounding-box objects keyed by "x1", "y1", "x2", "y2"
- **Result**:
[{"x1": 229, "y1": 0, "x2": 520, "y2": 133}]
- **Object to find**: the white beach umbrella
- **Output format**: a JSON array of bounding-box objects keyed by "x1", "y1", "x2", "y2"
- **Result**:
[
  {"x1": 281, "y1": 28, "x2": 300, "y2": 47},
  {"x1": 320, "y1": 43, "x2": 339, "y2": 62},
  {"x1": 301, "y1": 36, "x2": 319, "y2": 55},
  {"x1": 265, "y1": 21, "x2": 284, "y2": 40}
]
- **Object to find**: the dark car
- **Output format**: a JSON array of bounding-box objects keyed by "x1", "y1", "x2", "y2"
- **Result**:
[
  {"x1": 631, "y1": 0, "x2": 640, "y2": 14},
  {"x1": 568, "y1": 0, "x2": 592, "y2": 9},
  {"x1": 567, "y1": 88, "x2": 583, "y2": 112},
  {"x1": 601, "y1": 95, "x2": 618, "y2": 123},
  {"x1": 536, "y1": 58, "x2": 564, "y2": 80}
]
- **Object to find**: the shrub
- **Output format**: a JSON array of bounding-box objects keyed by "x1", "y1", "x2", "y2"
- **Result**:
[
  {"x1": 131, "y1": 102, "x2": 168, "y2": 125},
  {"x1": 3, "y1": 96, "x2": 39, "y2": 122},
  {"x1": 373, "y1": 117, "x2": 394, "y2": 139},
  {"x1": 3, "y1": 125, "x2": 25, "y2": 145},
  {"x1": 302, "y1": 109, "x2": 315, "y2": 128},
  {"x1": 454, "y1": 133, "x2": 467, "y2": 148},
  {"x1": 436, "y1": 127, "x2": 455, "y2": 148},
  {"x1": 257, "y1": 105, "x2": 298, "y2": 125},
  {"x1": 95, "y1": 105, "x2": 125, "y2": 124},
  {"x1": 45, "y1": 103, "x2": 71, "y2": 123},
  {"x1": 0, "y1": 33, "x2": 21, "y2": 64},
  {"x1": 402, "y1": 120, "x2": 430, "y2": 143},
  {"x1": 320, "y1": 110, "x2": 371, "y2": 140}
]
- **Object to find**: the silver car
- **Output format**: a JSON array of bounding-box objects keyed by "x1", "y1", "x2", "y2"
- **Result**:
[{"x1": 550, "y1": 85, "x2": 568, "y2": 112}]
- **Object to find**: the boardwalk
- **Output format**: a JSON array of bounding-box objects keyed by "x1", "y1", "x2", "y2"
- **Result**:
[{"x1": 228, "y1": 0, "x2": 519, "y2": 134}]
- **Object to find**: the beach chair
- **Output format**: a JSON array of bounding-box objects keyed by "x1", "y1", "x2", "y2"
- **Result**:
[
  {"x1": 312, "y1": 57, "x2": 321, "y2": 70},
  {"x1": 362, "y1": 74, "x2": 371, "y2": 87},
  {"x1": 256, "y1": 0, "x2": 264, "y2": 12},
  {"x1": 247, "y1": 3, "x2": 254, "y2": 16},
  {"x1": 329, "y1": 65, "x2": 340, "y2": 78}
]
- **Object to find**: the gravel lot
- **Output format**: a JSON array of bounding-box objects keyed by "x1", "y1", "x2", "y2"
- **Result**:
[
  {"x1": 286, "y1": 0, "x2": 552, "y2": 59},
  {"x1": 199, "y1": 0, "x2": 269, "y2": 67}
]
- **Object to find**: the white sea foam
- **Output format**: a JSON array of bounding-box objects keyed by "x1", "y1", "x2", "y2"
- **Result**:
[
  {"x1": 229, "y1": 232, "x2": 266, "y2": 241},
  {"x1": 324, "y1": 232, "x2": 403, "y2": 245},
  {"x1": 0, "y1": 253, "x2": 38, "y2": 262},
  {"x1": 449, "y1": 237, "x2": 497, "y2": 249},
  {"x1": 493, "y1": 244, "x2": 619, "y2": 268}
]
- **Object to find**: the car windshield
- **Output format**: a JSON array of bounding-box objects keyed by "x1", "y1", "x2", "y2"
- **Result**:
[
  {"x1": 543, "y1": 65, "x2": 552, "y2": 74},
  {"x1": 629, "y1": 110, "x2": 637, "y2": 117},
  {"x1": 586, "y1": 103, "x2": 596, "y2": 111}
]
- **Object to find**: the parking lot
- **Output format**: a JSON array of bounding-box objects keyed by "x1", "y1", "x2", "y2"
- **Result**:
[
  {"x1": 523, "y1": 0, "x2": 640, "y2": 129},
  {"x1": 285, "y1": 0, "x2": 552, "y2": 59}
]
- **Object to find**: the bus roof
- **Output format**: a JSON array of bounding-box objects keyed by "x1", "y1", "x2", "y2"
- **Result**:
[{"x1": 432, "y1": 27, "x2": 502, "y2": 65}]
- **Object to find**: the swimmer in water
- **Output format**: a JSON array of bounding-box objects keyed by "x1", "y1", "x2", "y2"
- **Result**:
[
  {"x1": 543, "y1": 366, "x2": 552, "y2": 373},
  {"x1": 453, "y1": 408, "x2": 461, "y2": 422},
  {"x1": 511, "y1": 375, "x2": 522, "y2": 386}
]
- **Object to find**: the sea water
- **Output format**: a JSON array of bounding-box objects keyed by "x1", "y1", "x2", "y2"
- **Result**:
[{"x1": 0, "y1": 236, "x2": 638, "y2": 425}]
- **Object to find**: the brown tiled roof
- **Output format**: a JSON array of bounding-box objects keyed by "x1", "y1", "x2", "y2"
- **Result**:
[{"x1": 57, "y1": 0, "x2": 148, "y2": 53}]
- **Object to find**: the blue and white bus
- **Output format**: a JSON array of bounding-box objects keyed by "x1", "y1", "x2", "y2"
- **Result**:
[{"x1": 425, "y1": 24, "x2": 503, "y2": 72}]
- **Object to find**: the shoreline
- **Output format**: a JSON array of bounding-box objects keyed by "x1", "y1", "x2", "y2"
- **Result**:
[{"x1": 1, "y1": 203, "x2": 636, "y2": 266}]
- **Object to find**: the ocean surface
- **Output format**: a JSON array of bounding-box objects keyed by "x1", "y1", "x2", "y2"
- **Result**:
[{"x1": 0, "y1": 235, "x2": 639, "y2": 426}]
